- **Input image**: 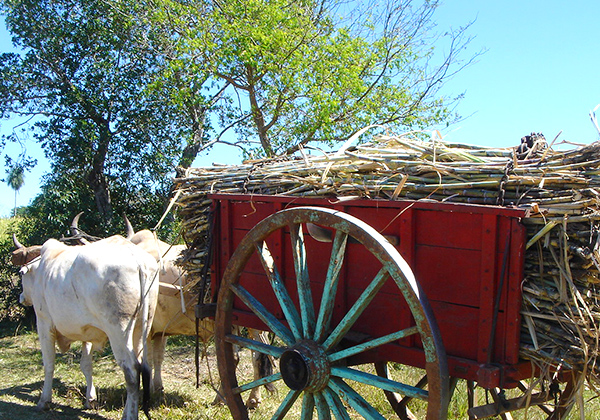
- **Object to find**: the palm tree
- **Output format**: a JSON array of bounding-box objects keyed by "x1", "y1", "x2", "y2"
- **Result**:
[{"x1": 6, "y1": 164, "x2": 25, "y2": 217}]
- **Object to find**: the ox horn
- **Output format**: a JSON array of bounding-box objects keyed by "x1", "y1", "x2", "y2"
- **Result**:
[
  {"x1": 124, "y1": 214, "x2": 135, "y2": 239},
  {"x1": 12, "y1": 234, "x2": 24, "y2": 249},
  {"x1": 70, "y1": 212, "x2": 84, "y2": 237},
  {"x1": 70, "y1": 212, "x2": 91, "y2": 245}
]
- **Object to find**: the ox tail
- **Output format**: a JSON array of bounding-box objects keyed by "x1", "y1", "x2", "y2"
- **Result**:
[
  {"x1": 141, "y1": 361, "x2": 152, "y2": 418},
  {"x1": 139, "y1": 266, "x2": 156, "y2": 419}
]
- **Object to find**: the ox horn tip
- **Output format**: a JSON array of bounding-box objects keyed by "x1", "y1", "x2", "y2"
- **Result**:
[
  {"x1": 12, "y1": 234, "x2": 24, "y2": 249},
  {"x1": 70, "y1": 211, "x2": 84, "y2": 234},
  {"x1": 123, "y1": 213, "x2": 135, "y2": 239}
]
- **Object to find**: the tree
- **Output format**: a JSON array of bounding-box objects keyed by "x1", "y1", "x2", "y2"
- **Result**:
[
  {"x1": 6, "y1": 162, "x2": 24, "y2": 217},
  {"x1": 154, "y1": 0, "x2": 478, "y2": 158},
  {"x1": 0, "y1": 0, "x2": 186, "y2": 223},
  {"x1": 0, "y1": 0, "x2": 478, "y2": 235},
  {"x1": 3, "y1": 152, "x2": 35, "y2": 217}
]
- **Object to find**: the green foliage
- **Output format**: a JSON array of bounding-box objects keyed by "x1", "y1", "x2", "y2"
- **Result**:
[
  {"x1": 5, "y1": 162, "x2": 24, "y2": 191},
  {"x1": 0, "y1": 0, "x2": 477, "y2": 242},
  {"x1": 153, "y1": 0, "x2": 476, "y2": 158},
  {"x1": 21, "y1": 171, "x2": 179, "y2": 241},
  {"x1": 0, "y1": 0, "x2": 186, "y2": 221},
  {"x1": 0, "y1": 217, "x2": 29, "y2": 325}
]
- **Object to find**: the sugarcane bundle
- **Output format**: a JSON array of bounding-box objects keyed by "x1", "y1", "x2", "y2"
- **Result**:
[{"x1": 173, "y1": 131, "x2": 600, "y2": 383}]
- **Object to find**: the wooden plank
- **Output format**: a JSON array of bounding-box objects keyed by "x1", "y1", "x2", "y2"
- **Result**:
[
  {"x1": 477, "y1": 213, "x2": 497, "y2": 363},
  {"x1": 221, "y1": 198, "x2": 232, "y2": 271},
  {"x1": 505, "y1": 218, "x2": 527, "y2": 364},
  {"x1": 415, "y1": 245, "x2": 482, "y2": 305},
  {"x1": 415, "y1": 209, "x2": 483, "y2": 250},
  {"x1": 399, "y1": 206, "x2": 416, "y2": 348},
  {"x1": 207, "y1": 193, "x2": 528, "y2": 219}
]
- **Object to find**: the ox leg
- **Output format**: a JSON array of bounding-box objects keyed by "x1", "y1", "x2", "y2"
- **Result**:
[
  {"x1": 151, "y1": 335, "x2": 167, "y2": 395},
  {"x1": 246, "y1": 329, "x2": 272, "y2": 409},
  {"x1": 80, "y1": 341, "x2": 97, "y2": 409},
  {"x1": 212, "y1": 344, "x2": 240, "y2": 406},
  {"x1": 37, "y1": 324, "x2": 56, "y2": 410},
  {"x1": 111, "y1": 345, "x2": 141, "y2": 420},
  {"x1": 211, "y1": 328, "x2": 272, "y2": 409}
]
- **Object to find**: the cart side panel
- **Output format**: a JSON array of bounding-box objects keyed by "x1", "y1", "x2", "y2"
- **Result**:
[{"x1": 210, "y1": 194, "x2": 527, "y2": 380}]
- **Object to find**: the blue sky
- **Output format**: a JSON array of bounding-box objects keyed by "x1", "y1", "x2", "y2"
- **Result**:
[{"x1": 1, "y1": 1, "x2": 599, "y2": 217}]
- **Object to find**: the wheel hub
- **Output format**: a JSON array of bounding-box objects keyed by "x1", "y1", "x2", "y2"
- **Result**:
[{"x1": 279, "y1": 340, "x2": 330, "y2": 392}]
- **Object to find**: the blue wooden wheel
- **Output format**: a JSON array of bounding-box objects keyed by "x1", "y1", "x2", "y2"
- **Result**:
[{"x1": 215, "y1": 206, "x2": 450, "y2": 419}]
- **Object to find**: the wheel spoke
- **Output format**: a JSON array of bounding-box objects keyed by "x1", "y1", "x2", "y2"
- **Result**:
[
  {"x1": 329, "y1": 377, "x2": 386, "y2": 420},
  {"x1": 224, "y1": 333, "x2": 285, "y2": 358},
  {"x1": 331, "y1": 366, "x2": 429, "y2": 401},
  {"x1": 230, "y1": 283, "x2": 295, "y2": 345},
  {"x1": 290, "y1": 223, "x2": 315, "y2": 339},
  {"x1": 328, "y1": 326, "x2": 419, "y2": 363},
  {"x1": 255, "y1": 240, "x2": 303, "y2": 340},
  {"x1": 234, "y1": 372, "x2": 283, "y2": 394},
  {"x1": 322, "y1": 386, "x2": 351, "y2": 420},
  {"x1": 301, "y1": 392, "x2": 316, "y2": 420},
  {"x1": 322, "y1": 267, "x2": 389, "y2": 351},
  {"x1": 271, "y1": 389, "x2": 301, "y2": 420},
  {"x1": 314, "y1": 230, "x2": 349, "y2": 342},
  {"x1": 315, "y1": 392, "x2": 331, "y2": 420}
]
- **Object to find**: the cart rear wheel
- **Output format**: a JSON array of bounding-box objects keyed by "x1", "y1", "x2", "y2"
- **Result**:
[
  {"x1": 465, "y1": 372, "x2": 583, "y2": 420},
  {"x1": 375, "y1": 363, "x2": 582, "y2": 420},
  {"x1": 215, "y1": 206, "x2": 449, "y2": 419},
  {"x1": 374, "y1": 364, "x2": 462, "y2": 420}
]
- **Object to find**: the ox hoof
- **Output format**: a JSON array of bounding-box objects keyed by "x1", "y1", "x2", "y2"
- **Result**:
[
  {"x1": 36, "y1": 400, "x2": 51, "y2": 411},
  {"x1": 84, "y1": 399, "x2": 98, "y2": 410},
  {"x1": 246, "y1": 398, "x2": 261, "y2": 410},
  {"x1": 151, "y1": 386, "x2": 165, "y2": 396},
  {"x1": 153, "y1": 390, "x2": 166, "y2": 405},
  {"x1": 211, "y1": 395, "x2": 225, "y2": 406}
]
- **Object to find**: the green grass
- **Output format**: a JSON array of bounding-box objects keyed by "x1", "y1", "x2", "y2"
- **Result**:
[
  {"x1": 0, "y1": 332, "x2": 228, "y2": 420},
  {"x1": 0, "y1": 331, "x2": 598, "y2": 419}
]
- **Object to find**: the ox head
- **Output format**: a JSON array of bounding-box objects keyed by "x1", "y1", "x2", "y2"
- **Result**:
[
  {"x1": 11, "y1": 234, "x2": 42, "y2": 266},
  {"x1": 11, "y1": 235, "x2": 41, "y2": 307}
]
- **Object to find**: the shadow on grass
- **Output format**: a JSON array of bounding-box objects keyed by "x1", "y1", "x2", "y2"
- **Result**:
[
  {"x1": 0, "y1": 316, "x2": 36, "y2": 339},
  {"x1": 0, "y1": 378, "x2": 198, "y2": 419}
]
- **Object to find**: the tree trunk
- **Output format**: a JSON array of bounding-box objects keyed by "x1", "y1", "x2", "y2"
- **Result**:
[
  {"x1": 87, "y1": 170, "x2": 112, "y2": 222},
  {"x1": 178, "y1": 116, "x2": 206, "y2": 169},
  {"x1": 246, "y1": 65, "x2": 273, "y2": 157},
  {"x1": 87, "y1": 125, "x2": 113, "y2": 222}
]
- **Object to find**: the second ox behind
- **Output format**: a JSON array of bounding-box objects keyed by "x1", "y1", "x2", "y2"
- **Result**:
[{"x1": 124, "y1": 217, "x2": 274, "y2": 408}]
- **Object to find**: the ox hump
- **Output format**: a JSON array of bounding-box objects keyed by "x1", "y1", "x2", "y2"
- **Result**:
[{"x1": 40, "y1": 238, "x2": 70, "y2": 260}]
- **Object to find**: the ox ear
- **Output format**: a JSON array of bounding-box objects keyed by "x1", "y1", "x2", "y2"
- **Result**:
[
  {"x1": 124, "y1": 214, "x2": 135, "y2": 239},
  {"x1": 11, "y1": 249, "x2": 27, "y2": 266}
]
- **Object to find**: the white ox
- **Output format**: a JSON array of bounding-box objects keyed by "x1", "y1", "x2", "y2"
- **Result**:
[
  {"x1": 124, "y1": 219, "x2": 273, "y2": 408},
  {"x1": 13, "y1": 235, "x2": 159, "y2": 420}
]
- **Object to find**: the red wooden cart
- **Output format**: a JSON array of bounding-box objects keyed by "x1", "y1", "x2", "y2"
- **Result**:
[{"x1": 205, "y1": 193, "x2": 581, "y2": 419}]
